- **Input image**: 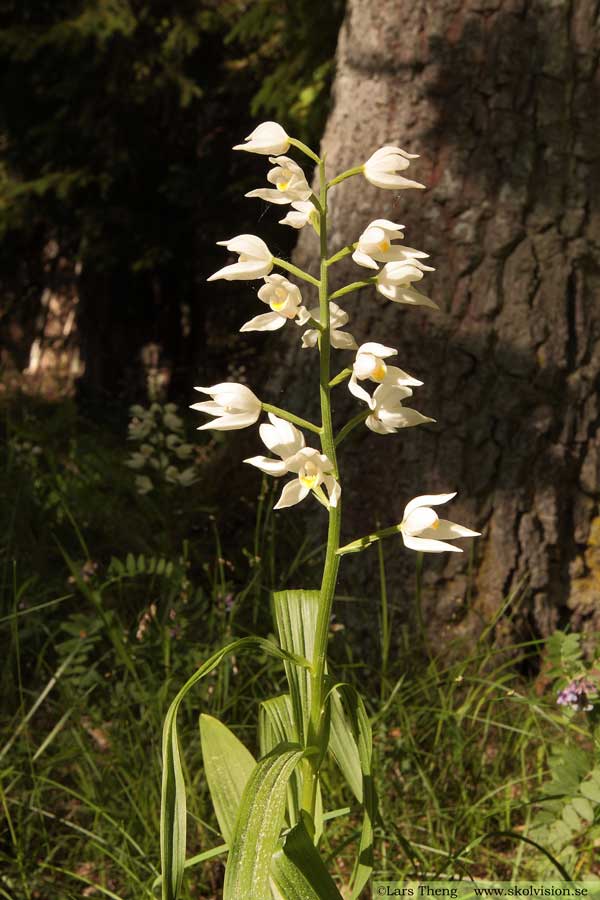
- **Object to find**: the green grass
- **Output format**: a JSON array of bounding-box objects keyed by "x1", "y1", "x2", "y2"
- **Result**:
[{"x1": 1, "y1": 398, "x2": 598, "y2": 898}]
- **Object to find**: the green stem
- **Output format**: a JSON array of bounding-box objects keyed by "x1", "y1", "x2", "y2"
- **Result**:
[
  {"x1": 289, "y1": 137, "x2": 321, "y2": 165},
  {"x1": 301, "y1": 155, "x2": 343, "y2": 823},
  {"x1": 327, "y1": 244, "x2": 356, "y2": 266},
  {"x1": 327, "y1": 165, "x2": 364, "y2": 188},
  {"x1": 334, "y1": 410, "x2": 368, "y2": 447},
  {"x1": 261, "y1": 403, "x2": 321, "y2": 435},
  {"x1": 337, "y1": 523, "x2": 402, "y2": 556},
  {"x1": 329, "y1": 279, "x2": 376, "y2": 301},
  {"x1": 378, "y1": 538, "x2": 390, "y2": 700},
  {"x1": 273, "y1": 257, "x2": 320, "y2": 288},
  {"x1": 328, "y1": 367, "x2": 352, "y2": 388}
]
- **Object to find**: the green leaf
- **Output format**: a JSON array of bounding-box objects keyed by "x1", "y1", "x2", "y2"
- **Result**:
[
  {"x1": 327, "y1": 683, "x2": 377, "y2": 900},
  {"x1": 199, "y1": 714, "x2": 256, "y2": 844},
  {"x1": 160, "y1": 637, "x2": 309, "y2": 900},
  {"x1": 329, "y1": 688, "x2": 363, "y2": 803},
  {"x1": 271, "y1": 822, "x2": 344, "y2": 900},
  {"x1": 260, "y1": 695, "x2": 301, "y2": 825},
  {"x1": 571, "y1": 796, "x2": 594, "y2": 822},
  {"x1": 580, "y1": 775, "x2": 600, "y2": 803},
  {"x1": 273, "y1": 590, "x2": 320, "y2": 745},
  {"x1": 223, "y1": 744, "x2": 307, "y2": 900}
]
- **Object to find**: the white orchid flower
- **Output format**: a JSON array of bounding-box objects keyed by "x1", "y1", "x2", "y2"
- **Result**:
[
  {"x1": 233, "y1": 121, "x2": 290, "y2": 155},
  {"x1": 363, "y1": 146, "x2": 426, "y2": 191},
  {"x1": 279, "y1": 200, "x2": 316, "y2": 229},
  {"x1": 190, "y1": 383, "x2": 261, "y2": 431},
  {"x1": 365, "y1": 383, "x2": 434, "y2": 434},
  {"x1": 400, "y1": 493, "x2": 480, "y2": 553},
  {"x1": 207, "y1": 235, "x2": 273, "y2": 282},
  {"x1": 376, "y1": 259, "x2": 438, "y2": 308},
  {"x1": 277, "y1": 448, "x2": 341, "y2": 509},
  {"x1": 349, "y1": 342, "x2": 423, "y2": 407},
  {"x1": 246, "y1": 156, "x2": 311, "y2": 205},
  {"x1": 244, "y1": 413, "x2": 306, "y2": 476},
  {"x1": 240, "y1": 274, "x2": 303, "y2": 333},
  {"x1": 300, "y1": 302, "x2": 357, "y2": 351},
  {"x1": 244, "y1": 415, "x2": 340, "y2": 509},
  {"x1": 352, "y1": 219, "x2": 431, "y2": 271}
]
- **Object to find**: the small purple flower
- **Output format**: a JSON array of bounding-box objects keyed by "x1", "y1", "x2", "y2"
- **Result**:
[{"x1": 557, "y1": 678, "x2": 595, "y2": 712}]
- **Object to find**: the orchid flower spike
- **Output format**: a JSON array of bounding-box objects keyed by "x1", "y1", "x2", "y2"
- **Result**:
[
  {"x1": 400, "y1": 493, "x2": 480, "y2": 553},
  {"x1": 279, "y1": 200, "x2": 317, "y2": 230},
  {"x1": 244, "y1": 414, "x2": 340, "y2": 509},
  {"x1": 208, "y1": 235, "x2": 274, "y2": 282},
  {"x1": 376, "y1": 259, "x2": 438, "y2": 308},
  {"x1": 363, "y1": 146, "x2": 426, "y2": 191},
  {"x1": 190, "y1": 383, "x2": 261, "y2": 431},
  {"x1": 240, "y1": 274, "x2": 304, "y2": 333},
  {"x1": 233, "y1": 121, "x2": 290, "y2": 155},
  {"x1": 300, "y1": 302, "x2": 357, "y2": 351},
  {"x1": 349, "y1": 342, "x2": 422, "y2": 407},
  {"x1": 365, "y1": 383, "x2": 434, "y2": 434},
  {"x1": 246, "y1": 156, "x2": 311, "y2": 205}
]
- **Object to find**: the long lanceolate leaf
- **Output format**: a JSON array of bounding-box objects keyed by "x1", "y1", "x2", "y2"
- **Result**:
[
  {"x1": 326, "y1": 683, "x2": 377, "y2": 900},
  {"x1": 160, "y1": 637, "x2": 309, "y2": 900},
  {"x1": 223, "y1": 744, "x2": 308, "y2": 900},
  {"x1": 273, "y1": 590, "x2": 320, "y2": 744},
  {"x1": 199, "y1": 714, "x2": 256, "y2": 845},
  {"x1": 271, "y1": 822, "x2": 344, "y2": 900}
]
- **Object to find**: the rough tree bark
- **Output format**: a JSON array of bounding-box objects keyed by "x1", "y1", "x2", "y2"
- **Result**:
[{"x1": 289, "y1": 0, "x2": 600, "y2": 646}]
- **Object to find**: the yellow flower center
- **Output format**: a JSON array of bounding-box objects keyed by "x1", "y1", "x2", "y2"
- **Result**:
[
  {"x1": 270, "y1": 287, "x2": 288, "y2": 311},
  {"x1": 299, "y1": 461, "x2": 320, "y2": 490},
  {"x1": 277, "y1": 176, "x2": 291, "y2": 191},
  {"x1": 372, "y1": 359, "x2": 387, "y2": 382},
  {"x1": 378, "y1": 238, "x2": 390, "y2": 252}
]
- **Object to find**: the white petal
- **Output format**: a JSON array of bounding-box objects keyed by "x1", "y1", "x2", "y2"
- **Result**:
[
  {"x1": 240, "y1": 312, "x2": 286, "y2": 332},
  {"x1": 358, "y1": 342, "x2": 397, "y2": 359},
  {"x1": 274, "y1": 479, "x2": 310, "y2": 509},
  {"x1": 351, "y1": 248, "x2": 379, "y2": 270},
  {"x1": 380, "y1": 408, "x2": 434, "y2": 430},
  {"x1": 233, "y1": 121, "x2": 289, "y2": 155},
  {"x1": 244, "y1": 455, "x2": 288, "y2": 476},
  {"x1": 348, "y1": 374, "x2": 373, "y2": 406},
  {"x1": 403, "y1": 492, "x2": 457, "y2": 520},
  {"x1": 331, "y1": 330, "x2": 358, "y2": 350},
  {"x1": 369, "y1": 218, "x2": 405, "y2": 231},
  {"x1": 323, "y1": 475, "x2": 341, "y2": 508},
  {"x1": 402, "y1": 533, "x2": 462, "y2": 553},
  {"x1": 301, "y1": 329, "x2": 319, "y2": 348},
  {"x1": 403, "y1": 506, "x2": 438, "y2": 534},
  {"x1": 429, "y1": 520, "x2": 480, "y2": 540},
  {"x1": 365, "y1": 414, "x2": 391, "y2": 435},
  {"x1": 198, "y1": 412, "x2": 257, "y2": 431},
  {"x1": 384, "y1": 365, "x2": 423, "y2": 388},
  {"x1": 245, "y1": 188, "x2": 292, "y2": 206}
]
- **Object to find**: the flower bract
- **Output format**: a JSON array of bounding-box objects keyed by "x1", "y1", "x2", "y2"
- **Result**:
[
  {"x1": 233, "y1": 121, "x2": 290, "y2": 155},
  {"x1": 363, "y1": 146, "x2": 426, "y2": 191},
  {"x1": 208, "y1": 235, "x2": 273, "y2": 282},
  {"x1": 400, "y1": 492, "x2": 480, "y2": 553},
  {"x1": 190, "y1": 383, "x2": 261, "y2": 431}
]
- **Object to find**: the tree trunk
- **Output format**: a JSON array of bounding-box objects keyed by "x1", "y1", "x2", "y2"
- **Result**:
[{"x1": 290, "y1": 0, "x2": 600, "y2": 646}]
